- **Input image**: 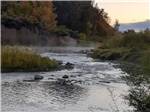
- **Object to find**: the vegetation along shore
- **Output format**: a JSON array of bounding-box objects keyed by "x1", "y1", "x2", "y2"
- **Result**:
[
  {"x1": 91, "y1": 29, "x2": 150, "y2": 74},
  {"x1": 91, "y1": 29, "x2": 150, "y2": 112},
  {"x1": 1, "y1": 46, "x2": 59, "y2": 72}
]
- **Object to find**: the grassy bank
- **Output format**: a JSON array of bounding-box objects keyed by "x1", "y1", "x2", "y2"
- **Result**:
[
  {"x1": 91, "y1": 30, "x2": 150, "y2": 74},
  {"x1": 1, "y1": 46, "x2": 59, "y2": 72}
]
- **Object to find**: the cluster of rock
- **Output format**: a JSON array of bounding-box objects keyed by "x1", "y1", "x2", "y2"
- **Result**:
[{"x1": 58, "y1": 62, "x2": 74, "y2": 70}]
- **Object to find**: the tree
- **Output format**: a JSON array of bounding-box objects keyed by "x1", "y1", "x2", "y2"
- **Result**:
[
  {"x1": 114, "y1": 19, "x2": 120, "y2": 31},
  {"x1": 53, "y1": 1, "x2": 114, "y2": 36}
]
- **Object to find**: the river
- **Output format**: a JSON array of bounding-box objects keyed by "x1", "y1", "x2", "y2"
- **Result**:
[{"x1": 1, "y1": 47, "x2": 132, "y2": 112}]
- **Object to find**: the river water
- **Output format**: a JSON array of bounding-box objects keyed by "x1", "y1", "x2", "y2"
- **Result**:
[{"x1": 1, "y1": 47, "x2": 132, "y2": 112}]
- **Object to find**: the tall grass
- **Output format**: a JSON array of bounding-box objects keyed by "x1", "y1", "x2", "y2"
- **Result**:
[
  {"x1": 102, "y1": 30, "x2": 150, "y2": 49},
  {"x1": 1, "y1": 46, "x2": 58, "y2": 72},
  {"x1": 141, "y1": 50, "x2": 150, "y2": 75},
  {"x1": 92, "y1": 29, "x2": 150, "y2": 73}
]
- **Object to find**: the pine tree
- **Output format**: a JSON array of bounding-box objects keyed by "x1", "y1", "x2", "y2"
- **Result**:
[{"x1": 114, "y1": 19, "x2": 120, "y2": 31}]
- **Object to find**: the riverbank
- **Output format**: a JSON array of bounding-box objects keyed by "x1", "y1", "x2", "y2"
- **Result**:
[
  {"x1": 91, "y1": 30, "x2": 150, "y2": 75},
  {"x1": 1, "y1": 46, "x2": 59, "y2": 73},
  {"x1": 92, "y1": 47, "x2": 150, "y2": 74},
  {"x1": 90, "y1": 30, "x2": 150, "y2": 112}
]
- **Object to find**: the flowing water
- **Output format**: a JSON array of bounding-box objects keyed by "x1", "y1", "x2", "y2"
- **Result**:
[{"x1": 2, "y1": 47, "x2": 132, "y2": 112}]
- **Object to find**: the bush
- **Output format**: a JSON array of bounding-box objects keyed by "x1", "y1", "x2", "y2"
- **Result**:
[
  {"x1": 102, "y1": 36, "x2": 123, "y2": 48},
  {"x1": 79, "y1": 33, "x2": 87, "y2": 40},
  {"x1": 101, "y1": 30, "x2": 150, "y2": 49},
  {"x1": 92, "y1": 48, "x2": 129, "y2": 60},
  {"x1": 1, "y1": 46, "x2": 58, "y2": 72}
]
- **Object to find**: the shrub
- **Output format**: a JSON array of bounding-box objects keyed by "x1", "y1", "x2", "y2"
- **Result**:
[
  {"x1": 79, "y1": 33, "x2": 87, "y2": 41},
  {"x1": 92, "y1": 48, "x2": 129, "y2": 60},
  {"x1": 102, "y1": 36, "x2": 123, "y2": 48},
  {"x1": 101, "y1": 30, "x2": 150, "y2": 49}
]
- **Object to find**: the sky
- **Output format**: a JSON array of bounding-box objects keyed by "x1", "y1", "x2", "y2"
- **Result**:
[{"x1": 94, "y1": 0, "x2": 150, "y2": 25}]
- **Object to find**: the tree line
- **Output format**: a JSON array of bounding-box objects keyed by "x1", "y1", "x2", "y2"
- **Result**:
[{"x1": 1, "y1": 1, "x2": 115, "y2": 44}]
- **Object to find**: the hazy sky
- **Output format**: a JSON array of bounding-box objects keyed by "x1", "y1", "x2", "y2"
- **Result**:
[{"x1": 94, "y1": 0, "x2": 150, "y2": 25}]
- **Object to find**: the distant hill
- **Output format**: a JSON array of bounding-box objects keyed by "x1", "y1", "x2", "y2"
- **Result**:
[{"x1": 119, "y1": 20, "x2": 150, "y2": 32}]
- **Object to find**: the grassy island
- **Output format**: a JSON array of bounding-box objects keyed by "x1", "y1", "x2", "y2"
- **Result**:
[{"x1": 1, "y1": 46, "x2": 59, "y2": 72}]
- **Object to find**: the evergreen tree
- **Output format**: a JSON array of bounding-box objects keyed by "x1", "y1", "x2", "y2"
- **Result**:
[{"x1": 114, "y1": 19, "x2": 120, "y2": 31}]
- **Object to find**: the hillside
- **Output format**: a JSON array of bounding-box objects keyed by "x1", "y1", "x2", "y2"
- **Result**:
[{"x1": 1, "y1": 1, "x2": 115, "y2": 45}]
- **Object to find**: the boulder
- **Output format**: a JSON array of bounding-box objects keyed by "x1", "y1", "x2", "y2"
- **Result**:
[
  {"x1": 62, "y1": 75, "x2": 69, "y2": 79},
  {"x1": 65, "y1": 62, "x2": 74, "y2": 69},
  {"x1": 66, "y1": 62, "x2": 74, "y2": 66},
  {"x1": 99, "y1": 80, "x2": 110, "y2": 83},
  {"x1": 57, "y1": 78, "x2": 66, "y2": 85},
  {"x1": 34, "y1": 75, "x2": 43, "y2": 80}
]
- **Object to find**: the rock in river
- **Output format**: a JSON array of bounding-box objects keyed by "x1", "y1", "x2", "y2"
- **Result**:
[
  {"x1": 65, "y1": 62, "x2": 74, "y2": 69},
  {"x1": 62, "y1": 75, "x2": 69, "y2": 79},
  {"x1": 34, "y1": 75, "x2": 44, "y2": 80}
]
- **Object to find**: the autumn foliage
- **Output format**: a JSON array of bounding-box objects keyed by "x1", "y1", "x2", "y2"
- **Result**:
[
  {"x1": 2, "y1": 1, "x2": 57, "y2": 31},
  {"x1": 1, "y1": 1, "x2": 115, "y2": 45}
]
